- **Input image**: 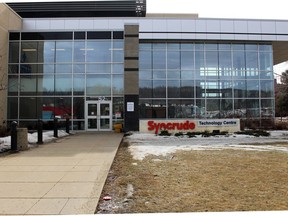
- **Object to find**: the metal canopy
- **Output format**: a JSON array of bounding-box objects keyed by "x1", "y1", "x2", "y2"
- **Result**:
[{"x1": 7, "y1": 0, "x2": 146, "y2": 18}]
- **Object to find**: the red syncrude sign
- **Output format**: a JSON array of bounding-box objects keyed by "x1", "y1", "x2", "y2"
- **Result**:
[{"x1": 148, "y1": 120, "x2": 196, "y2": 134}]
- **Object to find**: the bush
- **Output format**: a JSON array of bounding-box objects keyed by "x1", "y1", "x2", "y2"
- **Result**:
[
  {"x1": 174, "y1": 132, "x2": 184, "y2": 137},
  {"x1": 235, "y1": 130, "x2": 270, "y2": 137},
  {"x1": 158, "y1": 130, "x2": 171, "y2": 136}
]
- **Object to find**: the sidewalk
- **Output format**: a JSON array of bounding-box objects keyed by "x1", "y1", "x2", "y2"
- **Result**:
[{"x1": 0, "y1": 132, "x2": 123, "y2": 215}]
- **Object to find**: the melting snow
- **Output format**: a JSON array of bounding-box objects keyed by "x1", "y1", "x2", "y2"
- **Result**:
[{"x1": 126, "y1": 131, "x2": 288, "y2": 160}]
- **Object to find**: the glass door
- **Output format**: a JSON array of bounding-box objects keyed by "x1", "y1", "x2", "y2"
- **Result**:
[{"x1": 85, "y1": 101, "x2": 112, "y2": 131}]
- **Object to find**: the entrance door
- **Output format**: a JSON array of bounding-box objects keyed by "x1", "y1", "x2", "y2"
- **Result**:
[{"x1": 85, "y1": 101, "x2": 112, "y2": 131}]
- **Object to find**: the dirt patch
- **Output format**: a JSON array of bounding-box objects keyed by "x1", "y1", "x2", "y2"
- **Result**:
[{"x1": 96, "y1": 141, "x2": 288, "y2": 213}]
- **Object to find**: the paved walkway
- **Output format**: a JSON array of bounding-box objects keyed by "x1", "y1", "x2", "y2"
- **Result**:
[{"x1": 0, "y1": 132, "x2": 123, "y2": 215}]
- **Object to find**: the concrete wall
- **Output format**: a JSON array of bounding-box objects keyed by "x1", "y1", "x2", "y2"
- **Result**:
[
  {"x1": 124, "y1": 24, "x2": 139, "y2": 131},
  {"x1": 0, "y1": 4, "x2": 22, "y2": 126}
]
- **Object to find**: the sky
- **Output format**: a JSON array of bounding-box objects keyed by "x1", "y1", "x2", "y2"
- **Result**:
[{"x1": 2, "y1": 0, "x2": 288, "y2": 20}]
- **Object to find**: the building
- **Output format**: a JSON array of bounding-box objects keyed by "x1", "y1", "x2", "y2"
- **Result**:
[{"x1": 1, "y1": 0, "x2": 287, "y2": 132}]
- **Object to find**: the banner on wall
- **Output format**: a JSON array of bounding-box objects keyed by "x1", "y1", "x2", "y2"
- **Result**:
[{"x1": 140, "y1": 119, "x2": 240, "y2": 134}]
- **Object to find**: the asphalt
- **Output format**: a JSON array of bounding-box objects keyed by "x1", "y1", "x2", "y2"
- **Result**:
[{"x1": 0, "y1": 132, "x2": 123, "y2": 215}]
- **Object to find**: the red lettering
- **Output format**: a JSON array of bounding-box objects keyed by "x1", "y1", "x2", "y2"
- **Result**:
[
  {"x1": 147, "y1": 120, "x2": 196, "y2": 134},
  {"x1": 166, "y1": 123, "x2": 173, "y2": 130},
  {"x1": 189, "y1": 122, "x2": 195, "y2": 130},
  {"x1": 147, "y1": 121, "x2": 155, "y2": 131}
]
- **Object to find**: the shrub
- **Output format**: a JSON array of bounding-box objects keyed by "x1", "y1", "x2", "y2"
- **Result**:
[
  {"x1": 235, "y1": 130, "x2": 270, "y2": 137},
  {"x1": 174, "y1": 132, "x2": 184, "y2": 137},
  {"x1": 158, "y1": 130, "x2": 171, "y2": 136}
]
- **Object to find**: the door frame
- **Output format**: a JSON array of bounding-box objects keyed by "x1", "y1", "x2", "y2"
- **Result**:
[{"x1": 85, "y1": 100, "x2": 112, "y2": 131}]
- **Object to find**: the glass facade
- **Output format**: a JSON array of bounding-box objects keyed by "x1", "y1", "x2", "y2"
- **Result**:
[
  {"x1": 8, "y1": 31, "x2": 124, "y2": 130},
  {"x1": 139, "y1": 42, "x2": 274, "y2": 125}
]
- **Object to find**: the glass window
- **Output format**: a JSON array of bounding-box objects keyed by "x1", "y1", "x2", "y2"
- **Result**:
[
  {"x1": 73, "y1": 64, "x2": 85, "y2": 73},
  {"x1": 181, "y1": 43, "x2": 194, "y2": 50},
  {"x1": 233, "y1": 80, "x2": 246, "y2": 98},
  {"x1": 247, "y1": 80, "x2": 259, "y2": 98},
  {"x1": 261, "y1": 99, "x2": 274, "y2": 118},
  {"x1": 113, "y1": 97, "x2": 124, "y2": 120},
  {"x1": 43, "y1": 64, "x2": 54, "y2": 74},
  {"x1": 220, "y1": 99, "x2": 233, "y2": 118},
  {"x1": 181, "y1": 51, "x2": 194, "y2": 70},
  {"x1": 21, "y1": 42, "x2": 38, "y2": 63},
  {"x1": 112, "y1": 64, "x2": 124, "y2": 74},
  {"x1": 55, "y1": 64, "x2": 72, "y2": 73},
  {"x1": 8, "y1": 65, "x2": 18, "y2": 74},
  {"x1": 7, "y1": 97, "x2": 18, "y2": 119},
  {"x1": 259, "y1": 52, "x2": 272, "y2": 71},
  {"x1": 205, "y1": 43, "x2": 218, "y2": 50},
  {"x1": 153, "y1": 70, "x2": 166, "y2": 79},
  {"x1": 152, "y1": 100, "x2": 166, "y2": 118},
  {"x1": 41, "y1": 97, "x2": 56, "y2": 120},
  {"x1": 220, "y1": 81, "x2": 233, "y2": 98},
  {"x1": 74, "y1": 41, "x2": 85, "y2": 63},
  {"x1": 168, "y1": 80, "x2": 180, "y2": 98},
  {"x1": 55, "y1": 75, "x2": 72, "y2": 95},
  {"x1": 139, "y1": 70, "x2": 152, "y2": 80},
  {"x1": 112, "y1": 75, "x2": 124, "y2": 94},
  {"x1": 20, "y1": 75, "x2": 37, "y2": 95},
  {"x1": 55, "y1": 41, "x2": 72, "y2": 63},
  {"x1": 167, "y1": 51, "x2": 180, "y2": 69},
  {"x1": 139, "y1": 99, "x2": 152, "y2": 118},
  {"x1": 86, "y1": 41, "x2": 111, "y2": 62},
  {"x1": 9, "y1": 42, "x2": 19, "y2": 63},
  {"x1": 218, "y1": 44, "x2": 231, "y2": 50},
  {"x1": 195, "y1": 99, "x2": 206, "y2": 118},
  {"x1": 219, "y1": 51, "x2": 232, "y2": 70},
  {"x1": 245, "y1": 44, "x2": 258, "y2": 51},
  {"x1": 153, "y1": 51, "x2": 166, "y2": 69},
  {"x1": 233, "y1": 51, "x2": 245, "y2": 78},
  {"x1": 259, "y1": 44, "x2": 272, "y2": 52},
  {"x1": 19, "y1": 97, "x2": 41, "y2": 119},
  {"x1": 246, "y1": 51, "x2": 258, "y2": 71},
  {"x1": 153, "y1": 80, "x2": 166, "y2": 98},
  {"x1": 87, "y1": 63, "x2": 111, "y2": 73},
  {"x1": 8, "y1": 75, "x2": 18, "y2": 96},
  {"x1": 181, "y1": 71, "x2": 194, "y2": 80},
  {"x1": 44, "y1": 41, "x2": 55, "y2": 63},
  {"x1": 73, "y1": 97, "x2": 85, "y2": 119},
  {"x1": 246, "y1": 99, "x2": 260, "y2": 118},
  {"x1": 73, "y1": 74, "x2": 85, "y2": 95},
  {"x1": 260, "y1": 80, "x2": 274, "y2": 98},
  {"x1": 86, "y1": 74, "x2": 111, "y2": 96},
  {"x1": 38, "y1": 75, "x2": 54, "y2": 95},
  {"x1": 55, "y1": 97, "x2": 72, "y2": 119},
  {"x1": 167, "y1": 70, "x2": 180, "y2": 79},
  {"x1": 195, "y1": 51, "x2": 205, "y2": 70},
  {"x1": 181, "y1": 80, "x2": 194, "y2": 98},
  {"x1": 207, "y1": 99, "x2": 220, "y2": 118},
  {"x1": 139, "y1": 50, "x2": 152, "y2": 69},
  {"x1": 139, "y1": 80, "x2": 152, "y2": 98}
]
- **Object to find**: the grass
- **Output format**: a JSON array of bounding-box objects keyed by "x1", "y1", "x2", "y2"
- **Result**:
[{"x1": 96, "y1": 141, "x2": 288, "y2": 213}]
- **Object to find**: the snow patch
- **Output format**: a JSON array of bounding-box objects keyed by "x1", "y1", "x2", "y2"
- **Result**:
[
  {"x1": 126, "y1": 131, "x2": 288, "y2": 160},
  {"x1": 0, "y1": 130, "x2": 69, "y2": 153}
]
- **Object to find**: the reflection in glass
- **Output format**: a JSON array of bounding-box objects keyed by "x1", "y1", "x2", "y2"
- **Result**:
[
  {"x1": 38, "y1": 75, "x2": 54, "y2": 95},
  {"x1": 55, "y1": 41, "x2": 72, "y2": 63},
  {"x1": 9, "y1": 42, "x2": 19, "y2": 63},
  {"x1": 86, "y1": 74, "x2": 111, "y2": 95},
  {"x1": 55, "y1": 75, "x2": 72, "y2": 95},
  {"x1": 112, "y1": 75, "x2": 124, "y2": 94}
]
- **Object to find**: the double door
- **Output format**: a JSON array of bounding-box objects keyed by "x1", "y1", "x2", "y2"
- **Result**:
[{"x1": 85, "y1": 101, "x2": 112, "y2": 131}]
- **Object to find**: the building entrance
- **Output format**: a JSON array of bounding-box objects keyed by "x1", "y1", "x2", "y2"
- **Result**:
[{"x1": 85, "y1": 101, "x2": 112, "y2": 131}]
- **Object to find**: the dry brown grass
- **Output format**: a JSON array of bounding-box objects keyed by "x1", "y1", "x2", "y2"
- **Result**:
[{"x1": 96, "y1": 142, "x2": 288, "y2": 213}]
